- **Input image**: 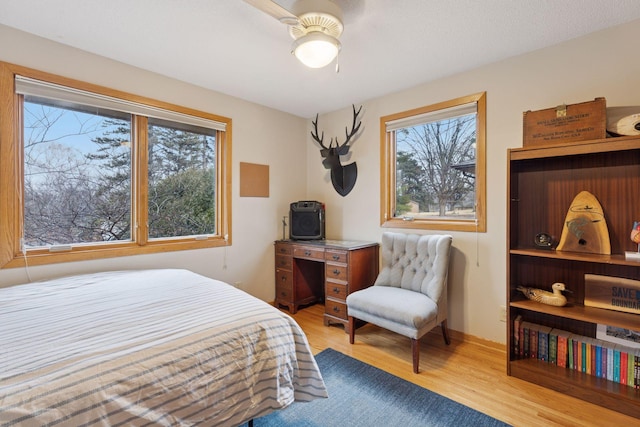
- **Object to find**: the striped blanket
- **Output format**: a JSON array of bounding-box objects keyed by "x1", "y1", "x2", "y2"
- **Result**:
[{"x1": 0, "y1": 269, "x2": 327, "y2": 426}]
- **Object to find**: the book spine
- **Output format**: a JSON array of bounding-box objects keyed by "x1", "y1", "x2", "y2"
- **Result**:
[
  {"x1": 513, "y1": 315, "x2": 522, "y2": 357},
  {"x1": 628, "y1": 349, "x2": 635, "y2": 386},
  {"x1": 557, "y1": 335, "x2": 567, "y2": 368},
  {"x1": 614, "y1": 348, "x2": 621, "y2": 383},
  {"x1": 549, "y1": 330, "x2": 558, "y2": 365},
  {"x1": 530, "y1": 325, "x2": 538, "y2": 360},
  {"x1": 578, "y1": 340, "x2": 584, "y2": 372},
  {"x1": 621, "y1": 350, "x2": 628, "y2": 385},
  {"x1": 635, "y1": 351, "x2": 640, "y2": 389},
  {"x1": 538, "y1": 329, "x2": 548, "y2": 362}
]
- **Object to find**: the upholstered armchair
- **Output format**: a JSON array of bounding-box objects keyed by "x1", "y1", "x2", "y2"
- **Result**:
[{"x1": 346, "y1": 232, "x2": 453, "y2": 373}]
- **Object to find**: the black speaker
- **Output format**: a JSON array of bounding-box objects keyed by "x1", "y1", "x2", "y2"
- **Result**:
[{"x1": 289, "y1": 201, "x2": 325, "y2": 240}]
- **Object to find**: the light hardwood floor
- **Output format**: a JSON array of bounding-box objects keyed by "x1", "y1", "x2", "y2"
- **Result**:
[{"x1": 287, "y1": 304, "x2": 636, "y2": 427}]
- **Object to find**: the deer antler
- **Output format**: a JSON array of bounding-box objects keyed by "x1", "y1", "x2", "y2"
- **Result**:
[
  {"x1": 330, "y1": 104, "x2": 362, "y2": 153},
  {"x1": 311, "y1": 114, "x2": 328, "y2": 150}
]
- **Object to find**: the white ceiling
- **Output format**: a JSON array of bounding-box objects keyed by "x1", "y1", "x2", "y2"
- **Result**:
[{"x1": 1, "y1": 0, "x2": 640, "y2": 118}]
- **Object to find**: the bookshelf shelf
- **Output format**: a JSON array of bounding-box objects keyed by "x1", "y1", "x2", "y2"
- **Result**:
[
  {"x1": 510, "y1": 248, "x2": 640, "y2": 267},
  {"x1": 509, "y1": 359, "x2": 640, "y2": 418},
  {"x1": 509, "y1": 300, "x2": 639, "y2": 331},
  {"x1": 507, "y1": 136, "x2": 640, "y2": 418}
]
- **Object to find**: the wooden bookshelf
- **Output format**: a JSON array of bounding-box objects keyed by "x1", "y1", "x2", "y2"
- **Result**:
[{"x1": 507, "y1": 135, "x2": 640, "y2": 419}]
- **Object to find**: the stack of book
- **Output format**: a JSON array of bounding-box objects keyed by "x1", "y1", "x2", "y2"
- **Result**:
[{"x1": 513, "y1": 315, "x2": 640, "y2": 388}]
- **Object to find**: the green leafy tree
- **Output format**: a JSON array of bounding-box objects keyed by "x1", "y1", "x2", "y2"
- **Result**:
[
  {"x1": 395, "y1": 151, "x2": 428, "y2": 215},
  {"x1": 147, "y1": 124, "x2": 216, "y2": 237}
]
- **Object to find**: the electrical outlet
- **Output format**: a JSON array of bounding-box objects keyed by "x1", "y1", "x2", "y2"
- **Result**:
[{"x1": 499, "y1": 305, "x2": 507, "y2": 322}]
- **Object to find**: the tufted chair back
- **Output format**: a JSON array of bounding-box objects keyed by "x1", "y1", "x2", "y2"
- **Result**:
[{"x1": 374, "y1": 232, "x2": 451, "y2": 303}]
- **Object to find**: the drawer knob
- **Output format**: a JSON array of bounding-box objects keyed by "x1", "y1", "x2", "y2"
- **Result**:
[
  {"x1": 281, "y1": 276, "x2": 287, "y2": 281},
  {"x1": 333, "y1": 306, "x2": 340, "y2": 312},
  {"x1": 333, "y1": 269, "x2": 340, "y2": 275},
  {"x1": 333, "y1": 287, "x2": 340, "y2": 294},
  {"x1": 304, "y1": 250, "x2": 311, "y2": 256},
  {"x1": 332, "y1": 255, "x2": 340, "y2": 260}
]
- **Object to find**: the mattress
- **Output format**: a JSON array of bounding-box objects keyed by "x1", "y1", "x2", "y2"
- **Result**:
[{"x1": 0, "y1": 269, "x2": 327, "y2": 426}]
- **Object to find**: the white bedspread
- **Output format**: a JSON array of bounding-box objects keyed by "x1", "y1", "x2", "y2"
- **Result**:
[{"x1": 0, "y1": 269, "x2": 327, "y2": 426}]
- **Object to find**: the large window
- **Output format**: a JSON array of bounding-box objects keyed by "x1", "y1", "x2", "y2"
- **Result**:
[
  {"x1": 0, "y1": 62, "x2": 232, "y2": 268},
  {"x1": 380, "y1": 92, "x2": 486, "y2": 232}
]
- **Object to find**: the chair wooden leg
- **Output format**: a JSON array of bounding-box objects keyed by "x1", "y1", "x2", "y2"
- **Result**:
[
  {"x1": 348, "y1": 316, "x2": 356, "y2": 344},
  {"x1": 411, "y1": 338, "x2": 419, "y2": 373},
  {"x1": 441, "y1": 320, "x2": 451, "y2": 345}
]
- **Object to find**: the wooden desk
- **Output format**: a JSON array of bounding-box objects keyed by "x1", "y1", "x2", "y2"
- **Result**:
[{"x1": 274, "y1": 239, "x2": 379, "y2": 332}]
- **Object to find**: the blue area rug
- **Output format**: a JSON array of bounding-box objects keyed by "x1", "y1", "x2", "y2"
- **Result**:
[{"x1": 250, "y1": 348, "x2": 510, "y2": 426}]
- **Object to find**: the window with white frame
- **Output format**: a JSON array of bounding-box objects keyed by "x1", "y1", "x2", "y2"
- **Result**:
[
  {"x1": 0, "y1": 63, "x2": 231, "y2": 268},
  {"x1": 380, "y1": 92, "x2": 486, "y2": 232}
]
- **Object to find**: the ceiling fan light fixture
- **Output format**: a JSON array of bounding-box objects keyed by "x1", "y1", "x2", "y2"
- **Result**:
[{"x1": 291, "y1": 31, "x2": 341, "y2": 68}]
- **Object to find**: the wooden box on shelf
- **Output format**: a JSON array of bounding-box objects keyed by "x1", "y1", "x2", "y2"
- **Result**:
[
  {"x1": 523, "y1": 97, "x2": 606, "y2": 147},
  {"x1": 507, "y1": 134, "x2": 640, "y2": 419}
]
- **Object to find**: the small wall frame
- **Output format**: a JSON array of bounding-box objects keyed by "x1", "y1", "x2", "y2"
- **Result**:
[{"x1": 240, "y1": 162, "x2": 269, "y2": 197}]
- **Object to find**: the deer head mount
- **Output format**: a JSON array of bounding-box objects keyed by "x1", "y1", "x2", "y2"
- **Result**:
[{"x1": 311, "y1": 104, "x2": 363, "y2": 196}]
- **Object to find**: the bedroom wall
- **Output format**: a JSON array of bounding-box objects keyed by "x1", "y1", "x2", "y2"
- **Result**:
[
  {"x1": 306, "y1": 18, "x2": 640, "y2": 344},
  {"x1": 0, "y1": 24, "x2": 308, "y2": 302}
]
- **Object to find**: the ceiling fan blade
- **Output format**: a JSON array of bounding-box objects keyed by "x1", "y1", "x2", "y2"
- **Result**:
[{"x1": 243, "y1": 0, "x2": 299, "y2": 25}]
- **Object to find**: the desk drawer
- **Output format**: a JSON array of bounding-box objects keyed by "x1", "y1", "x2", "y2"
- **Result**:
[
  {"x1": 293, "y1": 246, "x2": 324, "y2": 261},
  {"x1": 275, "y1": 269, "x2": 293, "y2": 289},
  {"x1": 326, "y1": 282, "x2": 347, "y2": 301},
  {"x1": 276, "y1": 285, "x2": 292, "y2": 302},
  {"x1": 325, "y1": 263, "x2": 348, "y2": 282},
  {"x1": 275, "y1": 254, "x2": 292, "y2": 270},
  {"x1": 325, "y1": 299, "x2": 347, "y2": 320},
  {"x1": 275, "y1": 243, "x2": 292, "y2": 255},
  {"x1": 325, "y1": 249, "x2": 347, "y2": 263}
]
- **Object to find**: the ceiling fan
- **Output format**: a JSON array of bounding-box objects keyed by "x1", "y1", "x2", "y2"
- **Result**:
[{"x1": 244, "y1": 0, "x2": 344, "y2": 69}]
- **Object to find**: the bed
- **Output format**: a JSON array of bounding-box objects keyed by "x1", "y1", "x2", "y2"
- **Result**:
[{"x1": 0, "y1": 269, "x2": 327, "y2": 426}]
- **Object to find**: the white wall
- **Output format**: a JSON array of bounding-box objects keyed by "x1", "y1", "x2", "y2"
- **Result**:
[
  {"x1": 2, "y1": 19, "x2": 639, "y2": 345},
  {"x1": 0, "y1": 25, "x2": 308, "y2": 302},
  {"x1": 307, "y1": 19, "x2": 640, "y2": 343}
]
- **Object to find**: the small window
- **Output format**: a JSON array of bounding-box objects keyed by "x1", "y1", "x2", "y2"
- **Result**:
[{"x1": 380, "y1": 92, "x2": 486, "y2": 232}]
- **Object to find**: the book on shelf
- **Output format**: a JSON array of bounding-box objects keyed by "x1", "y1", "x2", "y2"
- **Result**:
[
  {"x1": 548, "y1": 329, "x2": 558, "y2": 365},
  {"x1": 537, "y1": 326, "x2": 552, "y2": 362},
  {"x1": 513, "y1": 314, "x2": 522, "y2": 356},
  {"x1": 529, "y1": 323, "x2": 539, "y2": 360},
  {"x1": 555, "y1": 329, "x2": 571, "y2": 368}
]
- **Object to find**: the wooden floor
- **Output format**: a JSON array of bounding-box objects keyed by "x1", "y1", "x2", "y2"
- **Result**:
[{"x1": 288, "y1": 304, "x2": 636, "y2": 427}]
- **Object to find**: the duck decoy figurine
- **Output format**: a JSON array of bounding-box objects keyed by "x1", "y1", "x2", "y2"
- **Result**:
[{"x1": 516, "y1": 282, "x2": 571, "y2": 307}]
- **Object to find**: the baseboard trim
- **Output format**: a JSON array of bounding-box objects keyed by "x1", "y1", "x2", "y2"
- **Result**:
[{"x1": 428, "y1": 327, "x2": 506, "y2": 352}]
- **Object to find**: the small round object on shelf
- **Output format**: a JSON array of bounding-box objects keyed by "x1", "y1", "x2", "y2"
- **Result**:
[{"x1": 534, "y1": 232, "x2": 554, "y2": 248}]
